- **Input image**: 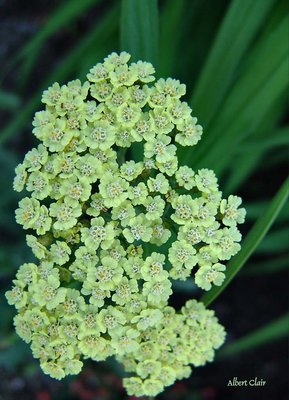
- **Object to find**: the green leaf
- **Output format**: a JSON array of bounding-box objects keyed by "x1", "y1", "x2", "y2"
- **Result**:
[
  {"x1": 245, "y1": 201, "x2": 289, "y2": 222},
  {"x1": 191, "y1": 0, "x2": 276, "y2": 128},
  {"x1": 196, "y1": 55, "x2": 287, "y2": 174},
  {"x1": 242, "y1": 256, "x2": 288, "y2": 276},
  {"x1": 0, "y1": 4, "x2": 119, "y2": 145},
  {"x1": 184, "y1": 12, "x2": 288, "y2": 173},
  {"x1": 120, "y1": 0, "x2": 159, "y2": 161},
  {"x1": 120, "y1": 0, "x2": 159, "y2": 65},
  {"x1": 237, "y1": 127, "x2": 289, "y2": 152},
  {"x1": 224, "y1": 152, "x2": 262, "y2": 196},
  {"x1": 218, "y1": 313, "x2": 289, "y2": 359},
  {"x1": 201, "y1": 177, "x2": 289, "y2": 306},
  {"x1": 158, "y1": 0, "x2": 185, "y2": 76},
  {"x1": 0, "y1": 91, "x2": 20, "y2": 110},
  {"x1": 255, "y1": 228, "x2": 288, "y2": 254},
  {"x1": 5, "y1": 0, "x2": 102, "y2": 86}
]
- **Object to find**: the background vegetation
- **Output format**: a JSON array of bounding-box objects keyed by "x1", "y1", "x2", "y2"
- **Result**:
[{"x1": 0, "y1": 0, "x2": 288, "y2": 399}]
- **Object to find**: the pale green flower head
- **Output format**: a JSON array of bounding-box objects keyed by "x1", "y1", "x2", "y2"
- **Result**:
[
  {"x1": 175, "y1": 165, "x2": 195, "y2": 190},
  {"x1": 128, "y1": 182, "x2": 148, "y2": 205},
  {"x1": 15, "y1": 197, "x2": 41, "y2": 229},
  {"x1": 123, "y1": 213, "x2": 153, "y2": 243},
  {"x1": 120, "y1": 160, "x2": 143, "y2": 181},
  {"x1": 7, "y1": 52, "x2": 246, "y2": 397},
  {"x1": 171, "y1": 194, "x2": 197, "y2": 225},
  {"x1": 86, "y1": 256, "x2": 123, "y2": 290},
  {"x1": 111, "y1": 326, "x2": 140, "y2": 355},
  {"x1": 112, "y1": 276, "x2": 138, "y2": 305},
  {"x1": 13, "y1": 163, "x2": 28, "y2": 192},
  {"x1": 16, "y1": 263, "x2": 38, "y2": 286},
  {"x1": 49, "y1": 241, "x2": 71, "y2": 265},
  {"x1": 143, "y1": 195, "x2": 165, "y2": 220},
  {"x1": 142, "y1": 279, "x2": 172, "y2": 306},
  {"x1": 24, "y1": 144, "x2": 48, "y2": 172},
  {"x1": 220, "y1": 195, "x2": 246, "y2": 226},
  {"x1": 31, "y1": 275, "x2": 67, "y2": 310},
  {"x1": 99, "y1": 172, "x2": 129, "y2": 207},
  {"x1": 168, "y1": 240, "x2": 197, "y2": 270},
  {"x1": 131, "y1": 308, "x2": 163, "y2": 331},
  {"x1": 97, "y1": 305, "x2": 127, "y2": 335},
  {"x1": 195, "y1": 263, "x2": 226, "y2": 290},
  {"x1": 49, "y1": 198, "x2": 82, "y2": 230},
  {"x1": 80, "y1": 216, "x2": 116, "y2": 250},
  {"x1": 111, "y1": 199, "x2": 136, "y2": 227},
  {"x1": 5, "y1": 280, "x2": 28, "y2": 309},
  {"x1": 141, "y1": 252, "x2": 169, "y2": 282}
]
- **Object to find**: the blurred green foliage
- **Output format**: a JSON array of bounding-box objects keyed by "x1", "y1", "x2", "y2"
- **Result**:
[{"x1": 0, "y1": 0, "x2": 288, "y2": 392}]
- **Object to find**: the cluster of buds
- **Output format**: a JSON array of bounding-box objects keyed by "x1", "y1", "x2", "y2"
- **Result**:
[{"x1": 6, "y1": 52, "x2": 245, "y2": 397}]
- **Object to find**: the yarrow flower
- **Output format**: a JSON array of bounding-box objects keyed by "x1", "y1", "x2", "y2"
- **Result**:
[{"x1": 7, "y1": 52, "x2": 246, "y2": 397}]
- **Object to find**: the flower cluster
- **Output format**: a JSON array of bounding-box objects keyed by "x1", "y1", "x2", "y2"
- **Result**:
[{"x1": 7, "y1": 52, "x2": 245, "y2": 397}]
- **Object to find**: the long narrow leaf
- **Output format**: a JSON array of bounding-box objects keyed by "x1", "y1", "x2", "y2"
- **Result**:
[
  {"x1": 120, "y1": 0, "x2": 159, "y2": 65},
  {"x1": 0, "y1": 91, "x2": 20, "y2": 111},
  {"x1": 201, "y1": 177, "x2": 289, "y2": 306},
  {"x1": 238, "y1": 127, "x2": 289, "y2": 152},
  {"x1": 242, "y1": 256, "x2": 288, "y2": 276},
  {"x1": 158, "y1": 0, "x2": 185, "y2": 76},
  {"x1": 195, "y1": 55, "x2": 288, "y2": 173},
  {"x1": 191, "y1": 0, "x2": 276, "y2": 127},
  {"x1": 255, "y1": 228, "x2": 288, "y2": 254},
  {"x1": 22, "y1": 0, "x2": 101, "y2": 57},
  {"x1": 245, "y1": 201, "x2": 289, "y2": 222},
  {"x1": 224, "y1": 153, "x2": 262, "y2": 196},
  {"x1": 218, "y1": 314, "x2": 289, "y2": 359},
  {"x1": 223, "y1": 88, "x2": 286, "y2": 193},
  {"x1": 185, "y1": 14, "x2": 288, "y2": 172},
  {"x1": 0, "y1": 4, "x2": 119, "y2": 145},
  {"x1": 225, "y1": 126, "x2": 288, "y2": 194},
  {"x1": 120, "y1": 0, "x2": 159, "y2": 165},
  {"x1": 3, "y1": 0, "x2": 101, "y2": 79}
]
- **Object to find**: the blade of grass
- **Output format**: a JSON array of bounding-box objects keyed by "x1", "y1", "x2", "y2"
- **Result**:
[
  {"x1": 191, "y1": 0, "x2": 276, "y2": 128},
  {"x1": 176, "y1": 0, "x2": 229, "y2": 97},
  {"x1": 225, "y1": 125, "x2": 289, "y2": 194},
  {"x1": 185, "y1": 13, "x2": 288, "y2": 171},
  {"x1": 201, "y1": 177, "x2": 289, "y2": 306},
  {"x1": 224, "y1": 153, "x2": 262, "y2": 196},
  {"x1": 245, "y1": 201, "x2": 289, "y2": 222},
  {"x1": 158, "y1": 0, "x2": 185, "y2": 77},
  {"x1": 242, "y1": 256, "x2": 288, "y2": 276},
  {"x1": 218, "y1": 313, "x2": 289, "y2": 359},
  {"x1": 255, "y1": 228, "x2": 288, "y2": 254},
  {"x1": 264, "y1": 148, "x2": 288, "y2": 168},
  {"x1": 120, "y1": 0, "x2": 159, "y2": 65},
  {"x1": 3, "y1": 0, "x2": 102, "y2": 85},
  {"x1": 238, "y1": 127, "x2": 289, "y2": 152},
  {"x1": 223, "y1": 87, "x2": 287, "y2": 194},
  {"x1": 120, "y1": 0, "x2": 159, "y2": 167},
  {"x1": 0, "y1": 4, "x2": 119, "y2": 145},
  {"x1": 195, "y1": 55, "x2": 288, "y2": 174},
  {"x1": 0, "y1": 91, "x2": 20, "y2": 111},
  {"x1": 19, "y1": 0, "x2": 102, "y2": 58}
]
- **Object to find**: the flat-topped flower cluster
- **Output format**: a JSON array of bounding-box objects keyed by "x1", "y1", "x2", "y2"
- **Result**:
[{"x1": 6, "y1": 52, "x2": 245, "y2": 397}]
